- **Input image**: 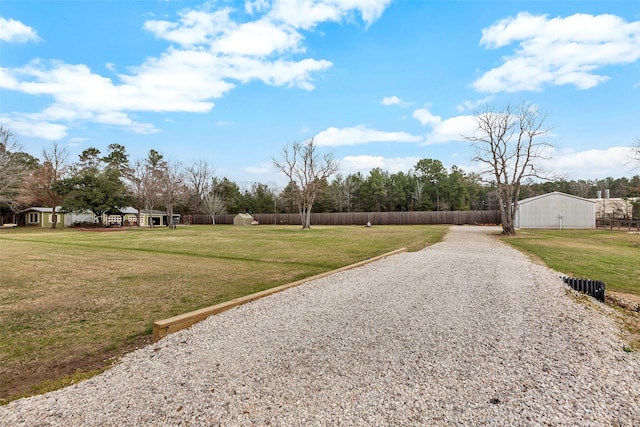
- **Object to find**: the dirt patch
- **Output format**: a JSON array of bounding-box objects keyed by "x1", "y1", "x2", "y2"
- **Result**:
[
  {"x1": 606, "y1": 292, "x2": 640, "y2": 351},
  {"x1": 608, "y1": 292, "x2": 640, "y2": 312},
  {"x1": 610, "y1": 291, "x2": 640, "y2": 306},
  {"x1": 0, "y1": 335, "x2": 152, "y2": 405}
]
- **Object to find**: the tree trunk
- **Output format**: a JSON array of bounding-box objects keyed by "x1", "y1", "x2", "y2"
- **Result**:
[
  {"x1": 147, "y1": 204, "x2": 154, "y2": 228},
  {"x1": 299, "y1": 207, "x2": 310, "y2": 229},
  {"x1": 501, "y1": 222, "x2": 516, "y2": 235},
  {"x1": 51, "y1": 207, "x2": 58, "y2": 229},
  {"x1": 495, "y1": 184, "x2": 517, "y2": 235},
  {"x1": 303, "y1": 208, "x2": 312, "y2": 229},
  {"x1": 167, "y1": 204, "x2": 175, "y2": 229}
]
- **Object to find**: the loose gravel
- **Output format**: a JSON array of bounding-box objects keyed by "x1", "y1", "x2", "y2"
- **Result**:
[{"x1": 2, "y1": 226, "x2": 639, "y2": 426}]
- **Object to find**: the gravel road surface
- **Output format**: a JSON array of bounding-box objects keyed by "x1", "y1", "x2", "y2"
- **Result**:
[{"x1": 2, "y1": 226, "x2": 639, "y2": 426}]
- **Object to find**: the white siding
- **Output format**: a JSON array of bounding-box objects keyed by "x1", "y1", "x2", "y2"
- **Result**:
[{"x1": 515, "y1": 192, "x2": 595, "y2": 229}]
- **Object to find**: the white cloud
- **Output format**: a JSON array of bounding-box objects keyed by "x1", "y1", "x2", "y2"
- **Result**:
[
  {"x1": 268, "y1": 0, "x2": 391, "y2": 30},
  {"x1": 1, "y1": 1, "x2": 391, "y2": 140},
  {"x1": 245, "y1": 0, "x2": 270, "y2": 15},
  {"x1": 381, "y1": 96, "x2": 399, "y2": 105},
  {"x1": 381, "y1": 95, "x2": 410, "y2": 108},
  {"x1": 543, "y1": 146, "x2": 637, "y2": 179},
  {"x1": 0, "y1": 67, "x2": 19, "y2": 87},
  {"x1": 412, "y1": 108, "x2": 440, "y2": 126},
  {"x1": 474, "y1": 12, "x2": 640, "y2": 93},
  {"x1": 314, "y1": 125, "x2": 423, "y2": 146},
  {"x1": 0, "y1": 115, "x2": 68, "y2": 140},
  {"x1": 0, "y1": 17, "x2": 40, "y2": 43},
  {"x1": 213, "y1": 19, "x2": 303, "y2": 56},
  {"x1": 144, "y1": 9, "x2": 234, "y2": 47},
  {"x1": 340, "y1": 155, "x2": 421, "y2": 175},
  {"x1": 412, "y1": 108, "x2": 477, "y2": 144},
  {"x1": 222, "y1": 56, "x2": 332, "y2": 90},
  {"x1": 121, "y1": 50, "x2": 234, "y2": 111},
  {"x1": 456, "y1": 96, "x2": 494, "y2": 112},
  {"x1": 93, "y1": 112, "x2": 158, "y2": 134}
]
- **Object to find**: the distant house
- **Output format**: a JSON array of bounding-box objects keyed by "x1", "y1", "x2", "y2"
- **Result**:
[
  {"x1": 589, "y1": 196, "x2": 638, "y2": 220},
  {"x1": 515, "y1": 192, "x2": 595, "y2": 229},
  {"x1": 19, "y1": 207, "x2": 72, "y2": 227},
  {"x1": 102, "y1": 208, "x2": 181, "y2": 227},
  {"x1": 17, "y1": 207, "x2": 180, "y2": 228}
]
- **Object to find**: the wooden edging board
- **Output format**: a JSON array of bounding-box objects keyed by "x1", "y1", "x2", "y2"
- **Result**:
[{"x1": 152, "y1": 247, "x2": 408, "y2": 341}]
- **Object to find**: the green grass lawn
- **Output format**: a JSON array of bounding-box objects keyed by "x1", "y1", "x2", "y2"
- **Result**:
[
  {"x1": 501, "y1": 229, "x2": 640, "y2": 297},
  {"x1": 0, "y1": 224, "x2": 447, "y2": 403}
]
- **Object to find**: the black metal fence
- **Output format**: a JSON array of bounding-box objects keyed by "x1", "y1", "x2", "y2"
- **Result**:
[
  {"x1": 562, "y1": 276, "x2": 606, "y2": 303},
  {"x1": 182, "y1": 210, "x2": 501, "y2": 226}
]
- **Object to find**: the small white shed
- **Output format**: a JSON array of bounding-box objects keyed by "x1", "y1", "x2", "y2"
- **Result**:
[
  {"x1": 515, "y1": 192, "x2": 595, "y2": 229},
  {"x1": 233, "y1": 213, "x2": 254, "y2": 226}
]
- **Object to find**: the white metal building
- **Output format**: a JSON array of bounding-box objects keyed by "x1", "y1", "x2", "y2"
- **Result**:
[{"x1": 515, "y1": 192, "x2": 595, "y2": 229}]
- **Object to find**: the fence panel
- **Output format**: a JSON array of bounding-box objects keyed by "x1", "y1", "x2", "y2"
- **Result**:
[{"x1": 183, "y1": 211, "x2": 501, "y2": 226}]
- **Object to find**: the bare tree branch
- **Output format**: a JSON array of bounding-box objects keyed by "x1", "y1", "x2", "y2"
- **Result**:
[
  {"x1": 185, "y1": 160, "x2": 214, "y2": 214},
  {"x1": 160, "y1": 161, "x2": 185, "y2": 229},
  {"x1": 632, "y1": 139, "x2": 640, "y2": 166},
  {"x1": 21, "y1": 142, "x2": 70, "y2": 228},
  {"x1": 202, "y1": 192, "x2": 226, "y2": 225},
  {"x1": 0, "y1": 127, "x2": 36, "y2": 213},
  {"x1": 464, "y1": 103, "x2": 552, "y2": 235},
  {"x1": 273, "y1": 138, "x2": 338, "y2": 229}
]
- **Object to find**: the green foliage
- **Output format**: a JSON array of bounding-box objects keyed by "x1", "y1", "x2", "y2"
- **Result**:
[
  {"x1": 55, "y1": 146, "x2": 132, "y2": 220},
  {"x1": 242, "y1": 182, "x2": 276, "y2": 214},
  {"x1": 0, "y1": 126, "x2": 40, "y2": 212},
  {"x1": 212, "y1": 177, "x2": 243, "y2": 214},
  {"x1": 5, "y1": 127, "x2": 640, "y2": 219}
]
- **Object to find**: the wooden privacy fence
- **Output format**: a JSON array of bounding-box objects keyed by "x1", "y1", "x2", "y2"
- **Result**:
[{"x1": 183, "y1": 210, "x2": 501, "y2": 226}]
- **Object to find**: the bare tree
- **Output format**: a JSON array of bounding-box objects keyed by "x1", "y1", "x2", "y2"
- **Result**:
[
  {"x1": 412, "y1": 179, "x2": 424, "y2": 210},
  {"x1": 330, "y1": 174, "x2": 360, "y2": 213},
  {"x1": 202, "y1": 192, "x2": 226, "y2": 225},
  {"x1": 464, "y1": 103, "x2": 552, "y2": 235},
  {"x1": 632, "y1": 139, "x2": 640, "y2": 167},
  {"x1": 273, "y1": 138, "x2": 338, "y2": 229},
  {"x1": 160, "y1": 160, "x2": 186, "y2": 229},
  {"x1": 185, "y1": 160, "x2": 214, "y2": 214},
  {"x1": 24, "y1": 142, "x2": 69, "y2": 228},
  {"x1": 123, "y1": 150, "x2": 167, "y2": 227},
  {"x1": 0, "y1": 127, "x2": 36, "y2": 214},
  {"x1": 143, "y1": 150, "x2": 167, "y2": 228}
]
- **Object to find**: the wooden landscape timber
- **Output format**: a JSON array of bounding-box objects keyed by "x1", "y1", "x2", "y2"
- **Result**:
[{"x1": 153, "y1": 247, "x2": 408, "y2": 341}]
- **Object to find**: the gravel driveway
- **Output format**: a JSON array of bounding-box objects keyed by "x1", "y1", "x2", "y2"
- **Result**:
[{"x1": 2, "y1": 226, "x2": 639, "y2": 426}]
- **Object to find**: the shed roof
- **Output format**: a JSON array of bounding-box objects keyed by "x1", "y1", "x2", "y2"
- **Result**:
[
  {"x1": 518, "y1": 191, "x2": 595, "y2": 205},
  {"x1": 20, "y1": 206, "x2": 67, "y2": 213},
  {"x1": 120, "y1": 207, "x2": 168, "y2": 215}
]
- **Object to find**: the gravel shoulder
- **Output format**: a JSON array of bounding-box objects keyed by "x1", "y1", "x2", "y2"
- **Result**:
[{"x1": 2, "y1": 226, "x2": 639, "y2": 426}]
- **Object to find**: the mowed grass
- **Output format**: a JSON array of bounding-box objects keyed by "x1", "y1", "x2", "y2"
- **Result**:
[
  {"x1": 0, "y1": 224, "x2": 447, "y2": 403},
  {"x1": 501, "y1": 229, "x2": 640, "y2": 297}
]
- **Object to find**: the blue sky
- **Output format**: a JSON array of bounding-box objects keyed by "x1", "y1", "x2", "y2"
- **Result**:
[{"x1": 1, "y1": 0, "x2": 639, "y2": 188}]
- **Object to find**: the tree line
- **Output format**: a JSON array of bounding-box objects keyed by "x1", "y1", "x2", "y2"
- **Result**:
[
  {"x1": 1, "y1": 125, "x2": 638, "y2": 229},
  {"x1": 1, "y1": 103, "x2": 639, "y2": 233}
]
